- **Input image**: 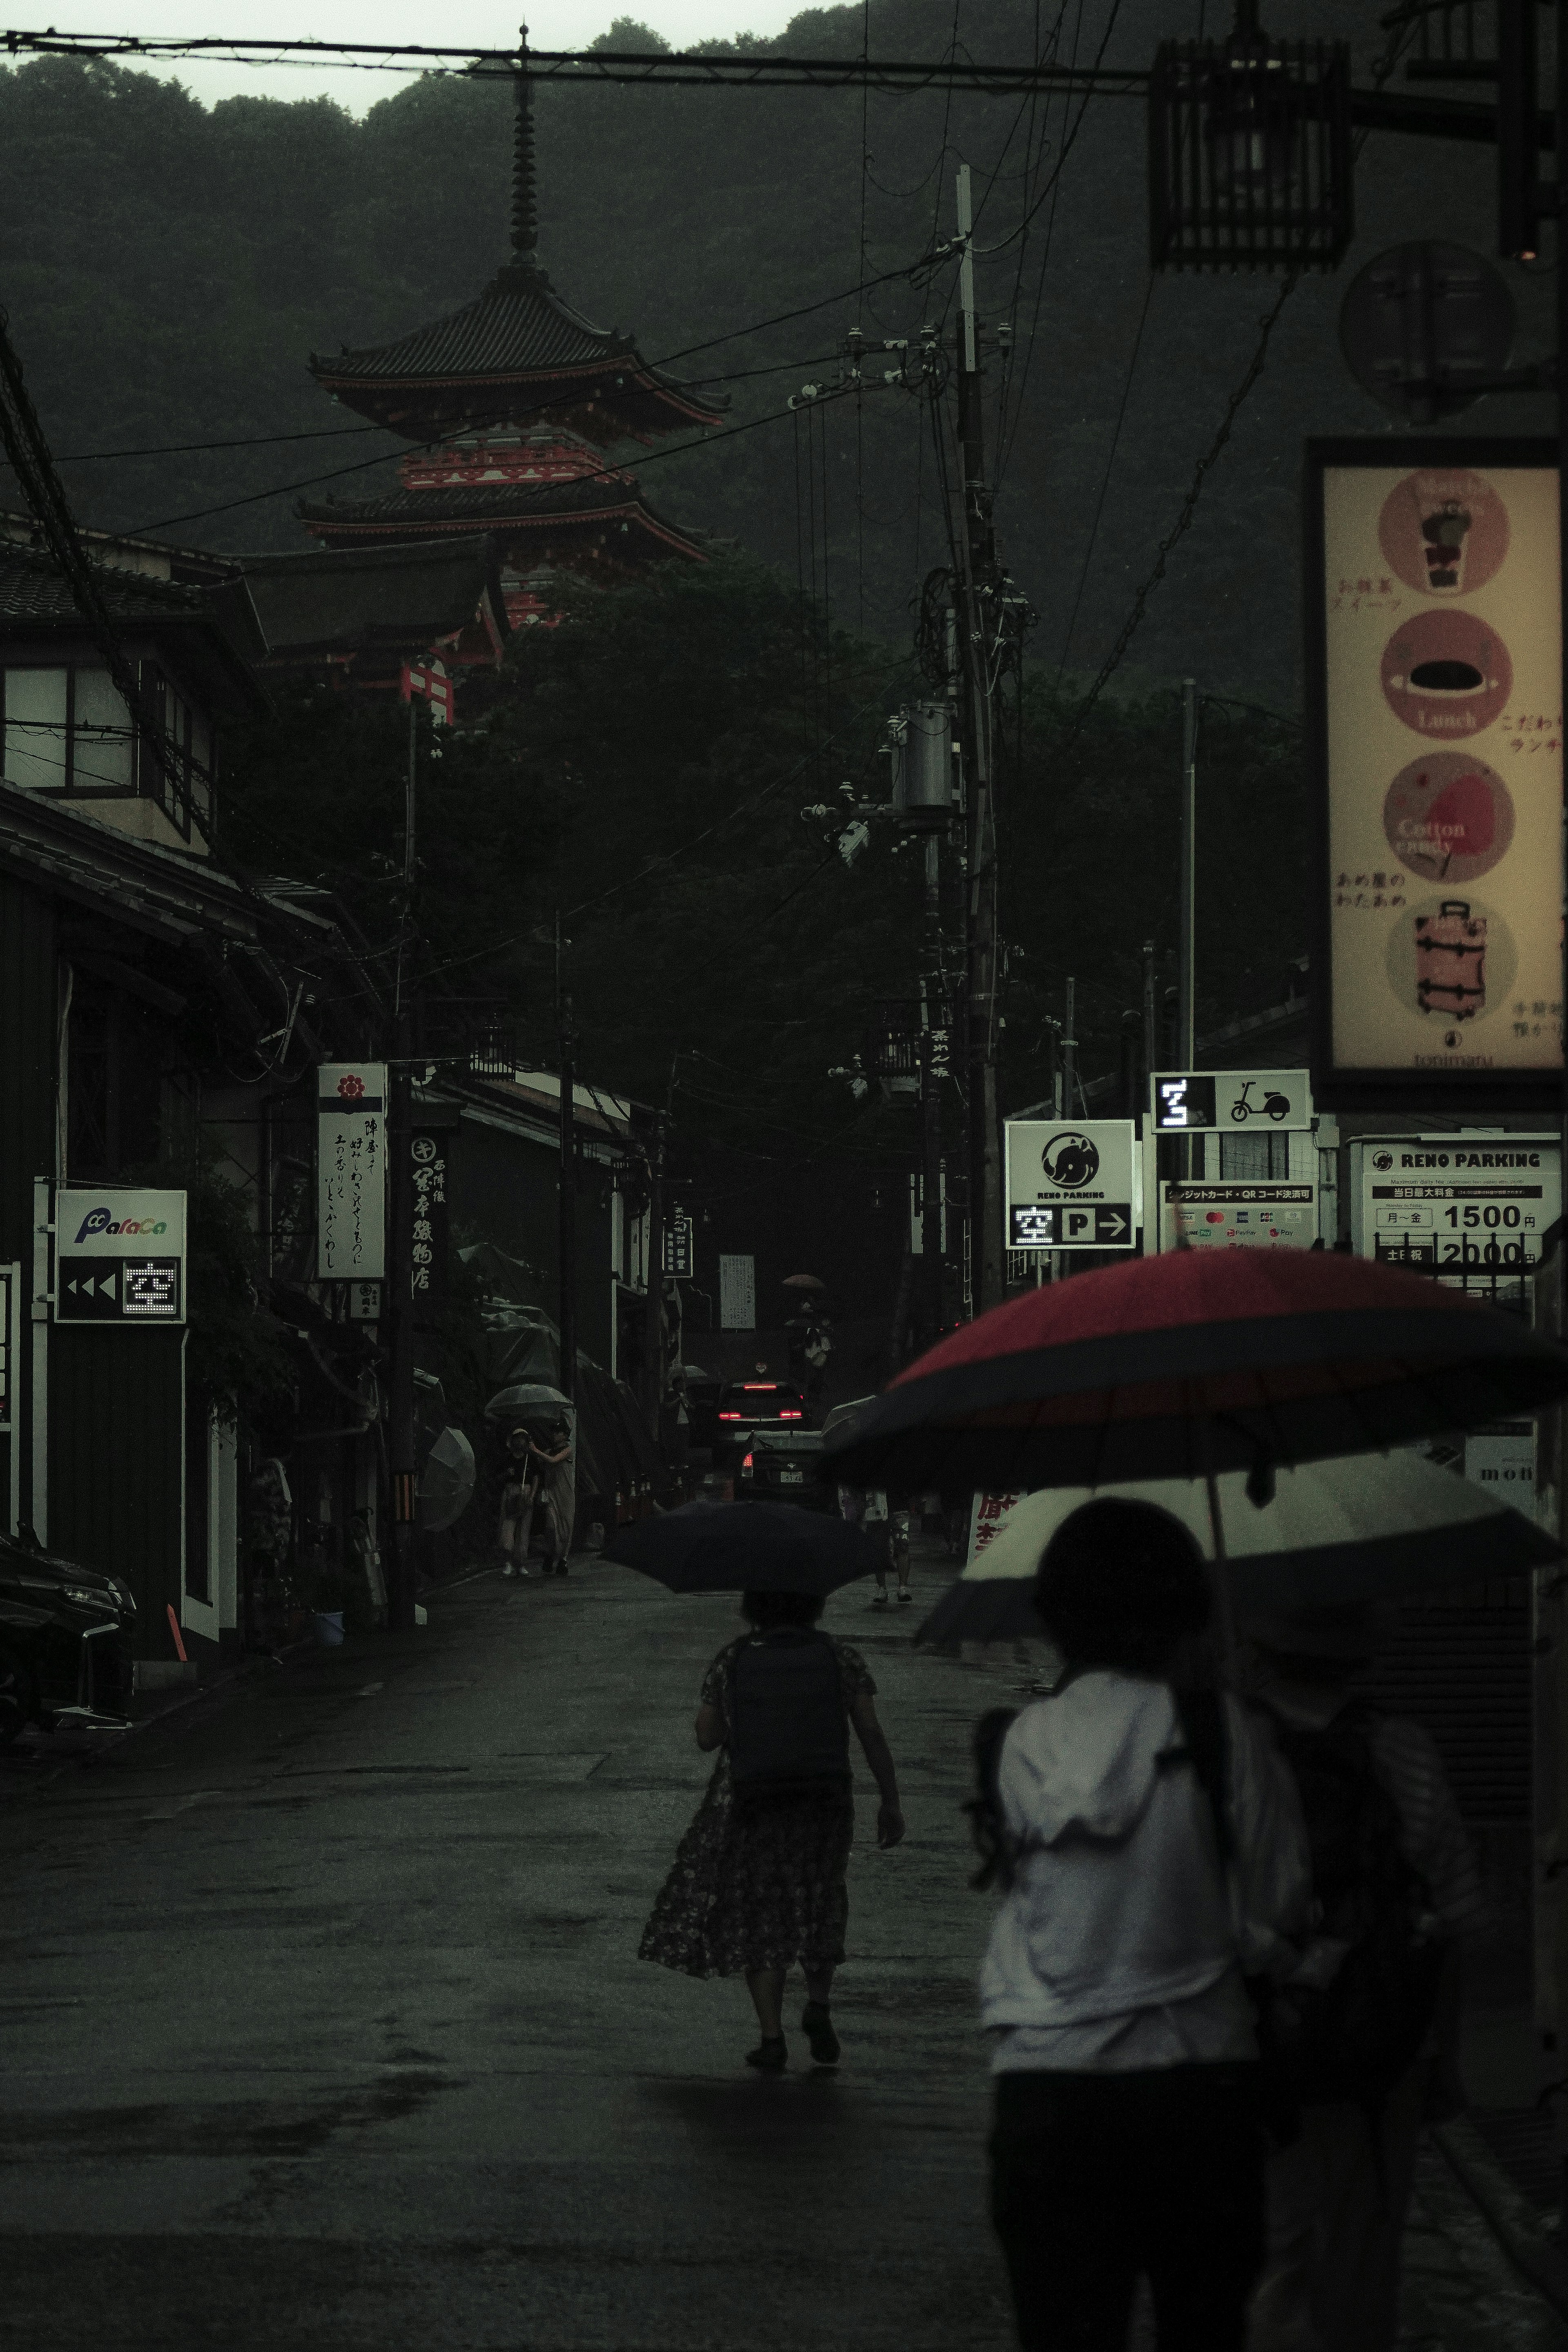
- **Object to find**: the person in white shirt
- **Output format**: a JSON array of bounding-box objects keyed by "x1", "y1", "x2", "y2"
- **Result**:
[{"x1": 978, "y1": 1497, "x2": 1310, "y2": 2352}]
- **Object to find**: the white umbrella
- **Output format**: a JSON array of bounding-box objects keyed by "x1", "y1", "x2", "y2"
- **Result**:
[
  {"x1": 419, "y1": 1426, "x2": 477, "y2": 1533},
  {"x1": 915, "y1": 1450, "x2": 1560, "y2": 1646}
]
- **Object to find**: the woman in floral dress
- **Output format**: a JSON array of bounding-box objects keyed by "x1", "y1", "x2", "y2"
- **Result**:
[{"x1": 639, "y1": 1588, "x2": 906, "y2": 2070}]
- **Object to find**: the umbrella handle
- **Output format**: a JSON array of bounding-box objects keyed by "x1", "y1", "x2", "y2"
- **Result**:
[{"x1": 1200, "y1": 1442, "x2": 1239, "y2": 1676}]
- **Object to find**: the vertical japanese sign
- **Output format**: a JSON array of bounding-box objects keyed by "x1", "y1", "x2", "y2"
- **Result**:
[
  {"x1": 317, "y1": 1064, "x2": 386, "y2": 1281},
  {"x1": 409, "y1": 1131, "x2": 450, "y2": 1311},
  {"x1": 664, "y1": 1214, "x2": 694, "y2": 1279},
  {"x1": 719, "y1": 1254, "x2": 756, "y2": 1330},
  {"x1": 1310, "y1": 441, "x2": 1563, "y2": 1107},
  {"x1": 966, "y1": 1492, "x2": 1025, "y2": 1566}
]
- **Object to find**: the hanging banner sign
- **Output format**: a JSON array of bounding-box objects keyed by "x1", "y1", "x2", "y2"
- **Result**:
[
  {"x1": 1161, "y1": 1182, "x2": 1317, "y2": 1252},
  {"x1": 1309, "y1": 440, "x2": 1563, "y2": 1110},
  {"x1": 1356, "y1": 1133, "x2": 1561, "y2": 1269},
  {"x1": 1151, "y1": 1071, "x2": 1313, "y2": 1133},
  {"x1": 1004, "y1": 1120, "x2": 1137, "y2": 1250},
  {"x1": 664, "y1": 1214, "x2": 694, "y2": 1279},
  {"x1": 719, "y1": 1253, "x2": 756, "y2": 1330},
  {"x1": 55, "y1": 1188, "x2": 186, "y2": 1323},
  {"x1": 317, "y1": 1064, "x2": 386, "y2": 1281}
]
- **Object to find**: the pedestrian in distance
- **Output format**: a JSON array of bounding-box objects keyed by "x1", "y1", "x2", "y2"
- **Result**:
[
  {"x1": 639, "y1": 1586, "x2": 906, "y2": 2071},
  {"x1": 840, "y1": 1482, "x2": 911, "y2": 1610},
  {"x1": 971, "y1": 1498, "x2": 1310, "y2": 2352},
  {"x1": 530, "y1": 1413, "x2": 575, "y2": 1577},
  {"x1": 498, "y1": 1424, "x2": 538, "y2": 1579},
  {"x1": 1241, "y1": 1603, "x2": 1486, "y2": 2352}
]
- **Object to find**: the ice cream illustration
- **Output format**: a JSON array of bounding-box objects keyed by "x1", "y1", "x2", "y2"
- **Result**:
[{"x1": 1378, "y1": 469, "x2": 1510, "y2": 598}]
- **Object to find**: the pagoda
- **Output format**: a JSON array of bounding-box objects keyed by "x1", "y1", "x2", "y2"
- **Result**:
[{"x1": 301, "y1": 37, "x2": 726, "y2": 627}]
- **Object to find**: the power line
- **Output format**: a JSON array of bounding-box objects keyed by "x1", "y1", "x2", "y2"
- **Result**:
[
  {"x1": 1056, "y1": 272, "x2": 1299, "y2": 755},
  {"x1": 0, "y1": 29, "x2": 1149, "y2": 96},
  {"x1": 1053, "y1": 270, "x2": 1154, "y2": 681},
  {"x1": 47, "y1": 354, "x2": 845, "y2": 466}
]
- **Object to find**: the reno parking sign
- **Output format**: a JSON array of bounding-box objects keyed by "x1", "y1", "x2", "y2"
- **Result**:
[{"x1": 55, "y1": 1189, "x2": 186, "y2": 1325}]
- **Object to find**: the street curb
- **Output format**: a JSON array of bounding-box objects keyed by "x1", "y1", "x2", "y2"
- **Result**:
[{"x1": 1433, "y1": 2116, "x2": 1568, "y2": 2322}]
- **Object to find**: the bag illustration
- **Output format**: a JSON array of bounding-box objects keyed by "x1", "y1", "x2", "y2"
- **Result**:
[{"x1": 1415, "y1": 899, "x2": 1486, "y2": 1020}]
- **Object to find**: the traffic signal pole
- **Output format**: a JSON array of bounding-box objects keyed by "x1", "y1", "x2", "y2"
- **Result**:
[{"x1": 954, "y1": 163, "x2": 1004, "y2": 1315}]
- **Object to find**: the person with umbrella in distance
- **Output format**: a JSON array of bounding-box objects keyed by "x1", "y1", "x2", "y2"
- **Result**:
[{"x1": 623, "y1": 1501, "x2": 906, "y2": 2071}]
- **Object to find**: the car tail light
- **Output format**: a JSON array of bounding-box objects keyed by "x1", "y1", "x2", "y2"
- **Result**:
[
  {"x1": 742, "y1": 1452, "x2": 754, "y2": 1469},
  {"x1": 780, "y1": 1410, "x2": 802, "y2": 1420},
  {"x1": 719, "y1": 1411, "x2": 743, "y2": 1420},
  {"x1": 741, "y1": 1383, "x2": 775, "y2": 1390}
]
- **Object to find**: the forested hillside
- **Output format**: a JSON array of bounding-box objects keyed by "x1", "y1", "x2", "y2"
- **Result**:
[{"x1": 0, "y1": 3, "x2": 1549, "y2": 705}]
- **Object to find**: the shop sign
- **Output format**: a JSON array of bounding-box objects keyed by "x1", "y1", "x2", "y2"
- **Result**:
[
  {"x1": 719, "y1": 1253, "x2": 756, "y2": 1330},
  {"x1": 410, "y1": 1131, "x2": 449, "y2": 1305},
  {"x1": 966, "y1": 1492, "x2": 1025, "y2": 1566},
  {"x1": 1309, "y1": 441, "x2": 1563, "y2": 1109}
]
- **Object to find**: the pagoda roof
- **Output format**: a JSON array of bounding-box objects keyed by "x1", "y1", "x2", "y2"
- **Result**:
[
  {"x1": 298, "y1": 476, "x2": 710, "y2": 565},
  {"x1": 310, "y1": 262, "x2": 727, "y2": 449}
]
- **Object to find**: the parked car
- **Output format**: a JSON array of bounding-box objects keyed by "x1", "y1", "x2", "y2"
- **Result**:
[
  {"x1": 736, "y1": 1428, "x2": 837, "y2": 1513},
  {"x1": 713, "y1": 1379, "x2": 812, "y2": 1462},
  {"x1": 0, "y1": 1531, "x2": 136, "y2": 1744}
]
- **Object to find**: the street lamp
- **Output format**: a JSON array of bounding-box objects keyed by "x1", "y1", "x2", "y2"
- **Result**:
[{"x1": 1148, "y1": 0, "x2": 1353, "y2": 272}]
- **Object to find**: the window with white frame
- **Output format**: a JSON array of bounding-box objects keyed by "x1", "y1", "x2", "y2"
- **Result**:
[{"x1": 0, "y1": 659, "x2": 214, "y2": 830}]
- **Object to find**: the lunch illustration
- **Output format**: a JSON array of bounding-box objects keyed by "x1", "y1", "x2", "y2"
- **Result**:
[
  {"x1": 1380, "y1": 611, "x2": 1512, "y2": 736},
  {"x1": 1382, "y1": 753, "x2": 1514, "y2": 884},
  {"x1": 1377, "y1": 468, "x2": 1510, "y2": 598}
]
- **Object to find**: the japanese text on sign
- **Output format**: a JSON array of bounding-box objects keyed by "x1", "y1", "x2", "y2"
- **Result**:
[{"x1": 318, "y1": 1065, "x2": 387, "y2": 1281}]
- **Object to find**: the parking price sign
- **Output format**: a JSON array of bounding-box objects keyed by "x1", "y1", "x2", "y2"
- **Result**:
[
  {"x1": 1360, "y1": 1134, "x2": 1561, "y2": 1269},
  {"x1": 1004, "y1": 1120, "x2": 1137, "y2": 1251}
]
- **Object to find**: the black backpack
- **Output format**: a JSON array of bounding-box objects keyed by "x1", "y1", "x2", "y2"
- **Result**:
[
  {"x1": 1255, "y1": 1700, "x2": 1446, "y2": 2107},
  {"x1": 729, "y1": 1631, "x2": 851, "y2": 1810}
]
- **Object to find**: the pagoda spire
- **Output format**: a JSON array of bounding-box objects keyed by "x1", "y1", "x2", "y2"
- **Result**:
[{"x1": 511, "y1": 25, "x2": 539, "y2": 270}]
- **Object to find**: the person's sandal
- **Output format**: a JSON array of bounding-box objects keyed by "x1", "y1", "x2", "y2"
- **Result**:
[
  {"x1": 872, "y1": 1591, "x2": 889, "y2": 1609},
  {"x1": 800, "y1": 2002, "x2": 840, "y2": 2065},
  {"x1": 744, "y1": 2035, "x2": 787, "y2": 2072}
]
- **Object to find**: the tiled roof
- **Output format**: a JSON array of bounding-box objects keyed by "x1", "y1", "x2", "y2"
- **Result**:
[
  {"x1": 240, "y1": 536, "x2": 507, "y2": 655},
  {"x1": 0, "y1": 545, "x2": 205, "y2": 623},
  {"x1": 310, "y1": 262, "x2": 726, "y2": 428},
  {"x1": 299, "y1": 477, "x2": 682, "y2": 528}
]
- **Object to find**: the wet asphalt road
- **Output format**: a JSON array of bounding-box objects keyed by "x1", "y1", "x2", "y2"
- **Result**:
[
  {"x1": 0, "y1": 1556, "x2": 1013, "y2": 2350},
  {"x1": 1, "y1": 1546, "x2": 1564, "y2": 2350}
]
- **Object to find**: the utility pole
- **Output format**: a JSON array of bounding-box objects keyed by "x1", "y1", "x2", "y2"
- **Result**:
[
  {"x1": 1063, "y1": 977, "x2": 1077, "y2": 1117},
  {"x1": 557, "y1": 965, "x2": 578, "y2": 1407},
  {"x1": 954, "y1": 161, "x2": 1003, "y2": 1316},
  {"x1": 385, "y1": 696, "x2": 419, "y2": 1633},
  {"x1": 642, "y1": 1113, "x2": 666, "y2": 1436},
  {"x1": 920, "y1": 854, "x2": 945, "y2": 1340},
  {"x1": 1178, "y1": 679, "x2": 1198, "y2": 1070},
  {"x1": 1142, "y1": 940, "x2": 1158, "y2": 1082}
]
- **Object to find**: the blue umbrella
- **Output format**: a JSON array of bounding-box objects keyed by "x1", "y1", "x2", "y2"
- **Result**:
[{"x1": 606, "y1": 1500, "x2": 878, "y2": 1595}]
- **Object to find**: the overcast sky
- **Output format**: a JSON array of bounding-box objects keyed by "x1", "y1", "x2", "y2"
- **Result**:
[{"x1": 67, "y1": 2, "x2": 799, "y2": 112}]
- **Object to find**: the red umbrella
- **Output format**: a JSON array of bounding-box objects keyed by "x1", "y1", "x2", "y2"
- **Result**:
[{"x1": 824, "y1": 1250, "x2": 1568, "y2": 1494}]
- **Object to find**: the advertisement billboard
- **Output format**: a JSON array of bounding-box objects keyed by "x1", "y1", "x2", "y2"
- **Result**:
[{"x1": 1307, "y1": 439, "x2": 1563, "y2": 1111}]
